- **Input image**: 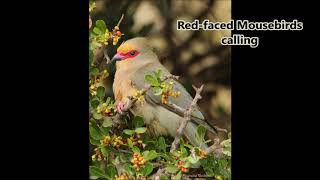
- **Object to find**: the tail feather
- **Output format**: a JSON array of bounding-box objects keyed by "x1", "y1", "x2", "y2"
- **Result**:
[{"x1": 191, "y1": 116, "x2": 218, "y2": 134}]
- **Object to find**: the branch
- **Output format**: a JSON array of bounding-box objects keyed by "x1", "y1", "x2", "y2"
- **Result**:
[
  {"x1": 116, "y1": 14, "x2": 124, "y2": 27},
  {"x1": 170, "y1": 85, "x2": 204, "y2": 152},
  {"x1": 153, "y1": 168, "x2": 166, "y2": 180},
  {"x1": 204, "y1": 138, "x2": 223, "y2": 156}
]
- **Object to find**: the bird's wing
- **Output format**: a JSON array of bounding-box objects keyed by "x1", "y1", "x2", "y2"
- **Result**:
[{"x1": 130, "y1": 63, "x2": 217, "y2": 134}]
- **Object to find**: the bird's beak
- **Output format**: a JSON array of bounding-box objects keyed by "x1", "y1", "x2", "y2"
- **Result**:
[{"x1": 111, "y1": 53, "x2": 125, "y2": 63}]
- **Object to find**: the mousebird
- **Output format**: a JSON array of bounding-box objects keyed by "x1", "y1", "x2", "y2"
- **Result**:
[{"x1": 111, "y1": 37, "x2": 217, "y2": 148}]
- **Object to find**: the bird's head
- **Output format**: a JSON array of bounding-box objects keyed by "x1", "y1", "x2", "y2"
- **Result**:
[{"x1": 111, "y1": 37, "x2": 157, "y2": 65}]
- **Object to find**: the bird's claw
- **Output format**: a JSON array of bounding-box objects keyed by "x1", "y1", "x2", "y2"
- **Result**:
[{"x1": 116, "y1": 102, "x2": 126, "y2": 115}]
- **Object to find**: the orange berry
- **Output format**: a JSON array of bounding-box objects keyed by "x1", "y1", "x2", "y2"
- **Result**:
[
  {"x1": 116, "y1": 31, "x2": 122, "y2": 36},
  {"x1": 181, "y1": 167, "x2": 188, "y2": 173}
]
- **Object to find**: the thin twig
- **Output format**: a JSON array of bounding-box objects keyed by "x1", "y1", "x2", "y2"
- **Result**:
[
  {"x1": 116, "y1": 14, "x2": 124, "y2": 27},
  {"x1": 170, "y1": 85, "x2": 204, "y2": 152},
  {"x1": 118, "y1": 149, "x2": 131, "y2": 154},
  {"x1": 89, "y1": 15, "x2": 92, "y2": 29},
  {"x1": 153, "y1": 168, "x2": 166, "y2": 180}
]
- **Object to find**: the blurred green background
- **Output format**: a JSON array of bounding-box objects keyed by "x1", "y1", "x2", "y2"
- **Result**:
[{"x1": 91, "y1": 0, "x2": 231, "y2": 136}]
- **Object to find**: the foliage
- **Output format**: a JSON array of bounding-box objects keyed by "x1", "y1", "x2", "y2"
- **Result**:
[{"x1": 89, "y1": 2, "x2": 231, "y2": 179}]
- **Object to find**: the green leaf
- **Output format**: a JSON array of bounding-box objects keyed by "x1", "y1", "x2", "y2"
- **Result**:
[
  {"x1": 158, "y1": 137, "x2": 166, "y2": 152},
  {"x1": 131, "y1": 146, "x2": 140, "y2": 153},
  {"x1": 223, "y1": 148, "x2": 231, "y2": 157},
  {"x1": 204, "y1": 168, "x2": 215, "y2": 177},
  {"x1": 124, "y1": 129, "x2": 135, "y2": 135},
  {"x1": 127, "y1": 138, "x2": 133, "y2": 148},
  {"x1": 180, "y1": 145, "x2": 188, "y2": 157},
  {"x1": 135, "y1": 127, "x2": 147, "y2": 134},
  {"x1": 153, "y1": 87, "x2": 163, "y2": 96},
  {"x1": 89, "y1": 166, "x2": 108, "y2": 179},
  {"x1": 96, "y1": 86, "x2": 105, "y2": 99},
  {"x1": 100, "y1": 146, "x2": 108, "y2": 157},
  {"x1": 89, "y1": 124, "x2": 104, "y2": 140},
  {"x1": 123, "y1": 164, "x2": 135, "y2": 176},
  {"x1": 155, "y1": 69, "x2": 162, "y2": 79},
  {"x1": 89, "y1": 49, "x2": 93, "y2": 66},
  {"x1": 105, "y1": 97, "x2": 111, "y2": 105},
  {"x1": 93, "y1": 27, "x2": 102, "y2": 35},
  {"x1": 145, "y1": 74, "x2": 160, "y2": 86},
  {"x1": 143, "y1": 150, "x2": 158, "y2": 161},
  {"x1": 92, "y1": 112, "x2": 103, "y2": 120},
  {"x1": 90, "y1": 138, "x2": 100, "y2": 146},
  {"x1": 100, "y1": 126, "x2": 109, "y2": 136},
  {"x1": 143, "y1": 163, "x2": 153, "y2": 176},
  {"x1": 102, "y1": 119, "x2": 113, "y2": 127},
  {"x1": 90, "y1": 68, "x2": 99, "y2": 76},
  {"x1": 221, "y1": 139, "x2": 231, "y2": 147},
  {"x1": 133, "y1": 116, "x2": 144, "y2": 128},
  {"x1": 187, "y1": 155, "x2": 199, "y2": 164},
  {"x1": 95, "y1": 20, "x2": 106, "y2": 32},
  {"x1": 183, "y1": 143, "x2": 193, "y2": 149},
  {"x1": 172, "y1": 171, "x2": 182, "y2": 180},
  {"x1": 91, "y1": 100, "x2": 100, "y2": 108},
  {"x1": 105, "y1": 165, "x2": 117, "y2": 179},
  {"x1": 196, "y1": 125, "x2": 206, "y2": 141},
  {"x1": 160, "y1": 176, "x2": 169, "y2": 180},
  {"x1": 165, "y1": 165, "x2": 179, "y2": 174}
]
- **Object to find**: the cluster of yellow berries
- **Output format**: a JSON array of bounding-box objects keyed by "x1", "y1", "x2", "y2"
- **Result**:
[
  {"x1": 89, "y1": 82, "x2": 98, "y2": 96},
  {"x1": 111, "y1": 26, "x2": 123, "y2": 45},
  {"x1": 96, "y1": 102, "x2": 115, "y2": 117},
  {"x1": 215, "y1": 175, "x2": 223, "y2": 180},
  {"x1": 101, "y1": 69, "x2": 109, "y2": 78},
  {"x1": 114, "y1": 173, "x2": 128, "y2": 180},
  {"x1": 133, "y1": 90, "x2": 145, "y2": 102},
  {"x1": 101, "y1": 135, "x2": 126, "y2": 148},
  {"x1": 129, "y1": 134, "x2": 143, "y2": 147},
  {"x1": 160, "y1": 81, "x2": 181, "y2": 104},
  {"x1": 101, "y1": 133, "x2": 145, "y2": 149},
  {"x1": 89, "y1": 70, "x2": 108, "y2": 96},
  {"x1": 177, "y1": 160, "x2": 188, "y2": 173},
  {"x1": 91, "y1": 148, "x2": 105, "y2": 161},
  {"x1": 131, "y1": 153, "x2": 146, "y2": 171},
  {"x1": 197, "y1": 149, "x2": 207, "y2": 158},
  {"x1": 112, "y1": 135, "x2": 125, "y2": 148},
  {"x1": 101, "y1": 135, "x2": 111, "y2": 146}
]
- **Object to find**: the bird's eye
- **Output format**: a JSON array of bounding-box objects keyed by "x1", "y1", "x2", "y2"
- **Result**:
[{"x1": 130, "y1": 51, "x2": 135, "y2": 56}]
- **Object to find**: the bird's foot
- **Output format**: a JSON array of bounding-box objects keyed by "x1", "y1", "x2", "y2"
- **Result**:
[{"x1": 116, "y1": 101, "x2": 126, "y2": 115}]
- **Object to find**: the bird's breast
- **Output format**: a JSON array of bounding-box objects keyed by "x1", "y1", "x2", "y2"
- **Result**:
[{"x1": 113, "y1": 71, "x2": 134, "y2": 101}]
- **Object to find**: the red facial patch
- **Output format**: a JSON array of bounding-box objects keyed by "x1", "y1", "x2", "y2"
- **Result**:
[{"x1": 119, "y1": 50, "x2": 139, "y2": 60}]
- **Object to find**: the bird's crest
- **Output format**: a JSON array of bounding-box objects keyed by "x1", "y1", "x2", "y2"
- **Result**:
[
  {"x1": 117, "y1": 41, "x2": 134, "y2": 54},
  {"x1": 117, "y1": 37, "x2": 150, "y2": 54}
]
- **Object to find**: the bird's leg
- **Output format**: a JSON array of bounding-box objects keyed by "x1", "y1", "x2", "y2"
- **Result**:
[{"x1": 116, "y1": 101, "x2": 126, "y2": 115}]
